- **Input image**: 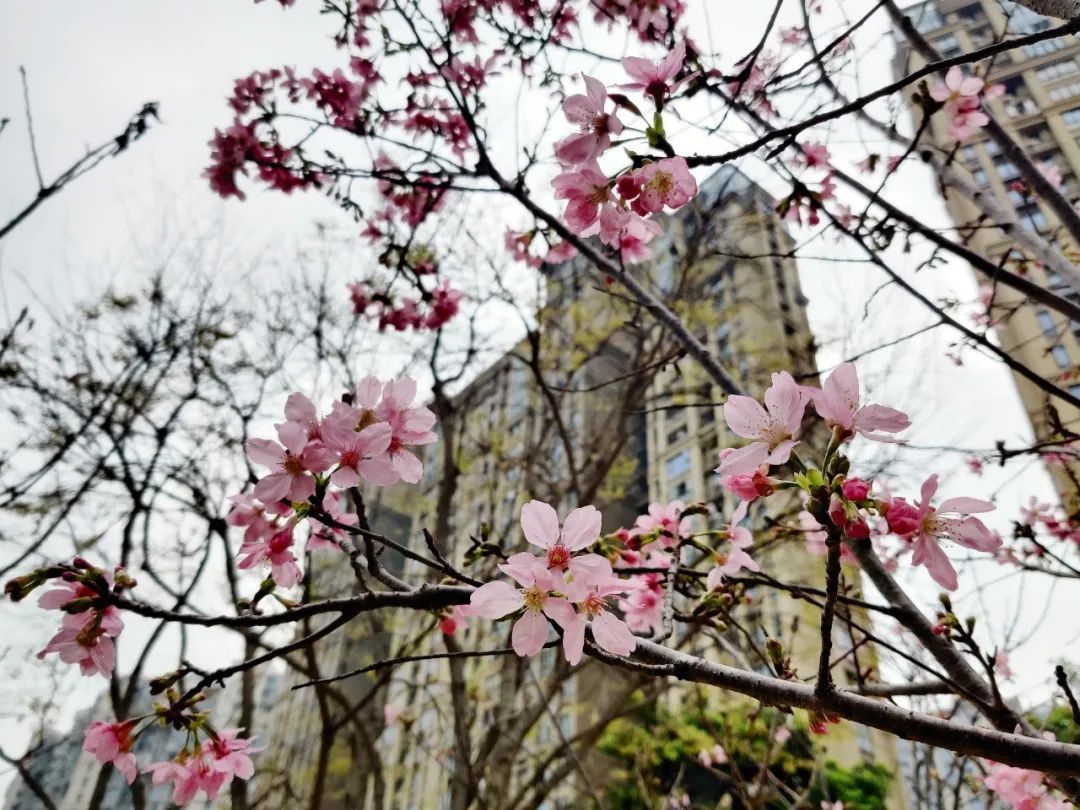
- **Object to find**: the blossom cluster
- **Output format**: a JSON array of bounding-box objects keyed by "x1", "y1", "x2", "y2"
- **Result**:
[
  {"x1": 550, "y1": 43, "x2": 699, "y2": 264},
  {"x1": 229, "y1": 376, "x2": 437, "y2": 587},
  {"x1": 83, "y1": 712, "x2": 257, "y2": 805},
  {"x1": 929, "y1": 65, "x2": 1002, "y2": 142},
  {"x1": 715, "y1": 362, "x2": 1001, "y2": 590},
  {"x1": 984, "y1": 761, "x2": 1070, "y2": 810},
  {"x1": 4, "y1": 559, "x2": 134, "y2": 678},
  {"x1": 470, "y1": 501, "x2": 637, "y2": 663},
  {"x1": 348, "y1": 278, "x2": 463, "y2": 332}
]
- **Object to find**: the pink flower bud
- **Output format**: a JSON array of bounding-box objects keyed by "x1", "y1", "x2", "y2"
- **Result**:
[
  {"x1": 885, "y1": 498, "x2": 921, "y2": 535},
  {"x1": 841, "y1": 477, "x2": 871, "y2": 501}
]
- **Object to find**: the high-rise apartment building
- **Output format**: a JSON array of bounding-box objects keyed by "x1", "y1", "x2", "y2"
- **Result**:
[
  {"x1": 896, "y1": 0, "x2": 1080, "y2": 503},
  {"x1": 251, "y1": 165, "x2": 906, "y2": 808}
]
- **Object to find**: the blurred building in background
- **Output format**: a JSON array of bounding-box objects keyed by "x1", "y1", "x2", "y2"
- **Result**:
[{"x1": 896, "y1": 0, "x2": 1080, "y2": 504}]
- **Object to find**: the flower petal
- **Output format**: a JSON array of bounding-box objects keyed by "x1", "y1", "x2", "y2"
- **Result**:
[{"x1": 521, "y1": 500, "x2": 560, "y2": 549}]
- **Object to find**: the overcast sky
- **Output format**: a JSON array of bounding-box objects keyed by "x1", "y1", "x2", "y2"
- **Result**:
[{"x1": 0, "y1": 0, "x2": 1073, "y2": 797}]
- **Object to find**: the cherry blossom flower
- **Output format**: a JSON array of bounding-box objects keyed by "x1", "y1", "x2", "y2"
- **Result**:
[
  {"x1": 930, "y1": 66, "x2": 984, "y2": 111},
  {"x1": 885, "y1": 474, "x2": 1000, "y2": 590},
  {"x1": 560, "y1": 575, "x2": 636, "y2": 664},
  {"x1": 618, "y1": 551, "x2": 669, "y2": 635},
  {"x1": 591, "y1": 0, "x2": 685, "y2": 42},
  {"x1": 38, "y1": 626, "x2": 116, "y2": 677},
  {"x1": 812, "y1": 362, "x2": 910, "y2": 442},
  {"x1": 796, "y1": 141, "x2": 830, "y2": 169},
  {"x1": 469, "y1": 553, "x2": 574, "y2": 657},
  {"x1": 716, "y1": 371, "x2": 809, "y2": 476},
  {"x1": 519, "y1": 500, "x2": 612, "y2": 582},
  {"x1": 545, "y1": 239, "x2": 578, "y2": 264},
  {"x1": 984, "y1": 762, "x2": 1066, "y2": 809},
  {"x1": 439, "y1": 604, "x2": 473, "y2": 635},
  {"x1": 375, "y1": 377, "x2": 439, "y2": 483},
  {"x1": 621, "y1": 41, "x2": 694, "y2": 102},
  {"x1": 322, "y1": 420, "x2": 396, "y2": 487},
  {"x1": 238, "y1": 527, "x2": 303, "y2": 587},
  {"x1": 556, "y1": 75, "x2": 624, "y2": 166},
  {"x1": 227, "y1": 494, "x2": 290, "y2": 545},
  {"x1": 707, "y1": 502, "x2": 759, "y2": 588},
  {"x1": 207, "y1": 730, "x2": 258, "y2": 783},
  {"x1": 551, "y1": 163, "x2": 614, "y2": 235},
  {"x1": 246, "y1": 422, "x2": 331, "y2": 503},
  {"x1": 631, "y1": 158, "x2": 698, "y2": 214},
  {"x1": 84, "y1": 721, "x2": 138, "y2": 784},
  {"x1": 36, "y1": 570, "x2": 125, "y2": 677},
  {"x1": 631, "y1": 500, "x2": 692, "y2": 547}
]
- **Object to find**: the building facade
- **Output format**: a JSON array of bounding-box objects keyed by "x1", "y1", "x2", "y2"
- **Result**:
[{"x1": 897, "y1": 0, "x2": 1080, "y2": 503}]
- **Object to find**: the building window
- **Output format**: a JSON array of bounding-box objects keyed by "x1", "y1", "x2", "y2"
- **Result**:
[
  {"x1": 671, "y1": 479, "x2": 690, "y2": 500},
  {"x1": 666, "y1": 450, "x2": 691, "y2": 479},
  {"x1": 972, "y1": 168, "x2": 990, "y2": 186},
  {"x1": 1061, "y1": 106, "x2": 1080, "y2": 128},
  {"x1": 934, "y1": 33, "x2": 962, "y2": 58},
  {"x1": 1051, "y1": 344, "x2": 1072, "y2": 369},
  {"x1": 994, "y1": 157, "x2": 1020, "y2": 181},
  {"x1": 667, "y1": 425, "x2": 688, "y2": 446},
  {"x1": 1037, "y1": 309, "x2": 1057, "y2": 337},
  {"x1": 1048, "y1": 81, "x2": 1080, "y2": 102},
  {"x1": 1070, "y1": 384, "x2": 1080, "y2": 399},
  {"x1": 1025, "y1": 37, "x2": 1065, "y2": 58},
  {"x1": 1036, "y1": 58, "x2": 1080, "y2": 83},
  {"x1": 961, "y1": 144, "x2": 980, "y2": 164}
]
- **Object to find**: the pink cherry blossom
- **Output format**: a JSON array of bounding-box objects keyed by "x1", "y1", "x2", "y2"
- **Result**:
[
  {"x1": 469, "y1": 553, "x2": 573, "y2": 657},
  {"x1": 886, "y1": 474, "x2": 1000, "y2": 590},
  {"x1": 439, "y1": 604, "x2": 473, "y2": 635},
  {"x1": 207, "y1": 730, "x2": 258, "y2": 783},
  {"x1": 621, "y1": 41, "x2": 694, "y2": 101},
  {"x1": 246, "y1": 421, "x2": 330, "y2": 503},
  {"x1": 556, "y1": 75, "x2": 624, "y2": 165},
  {"x1": 633, "y1": 158, "x2": 698, "y2": 214},
  {"x1": 227, "y1": 493, "x2": 291, "y2": 543},
  {"x1": 813, "y1": 362, "x2": 910, "y2": 442},
  {"x1": 84, "y1": 721, "x2": 138, "y2": 784},
  {"x1": 519, "y1": 500, "x2": 612, "y2": 582},
  {"x1": 618, "y1": 551, "x2": 668, "y2": 635},
  {"x1": 930, "y1": 66, "x2": 984, "y2": 110},
  {"x1": 797, "y1": 141, "x2": 830, "y2": 169},
  {"x1": 238, "y1": 526, "x2": 303, "y2": 587},
  {"x1": 984, "y1": 762, "x2": 1062, "y2": 809},
  {"x1": 631, "y1": 501, "x2": 692, "y2": 548},
  {"x1": 38, "y1": 626, "x2": 116, "y2": 677},
  {"x1": 560, "y1": 574, "x2": 636, "y2": 664},
  {"x1": 717, "y1": 371, "x2": 809, "y2": 476},
  {"x1": 706, "y1": 502, "x2": 759, "y2": 588},
  {"x1": 552, "y1": 163, "x2": 614, "y2": 235},
  {"x1": 322, "y1": 421, "x2": 396, "y2": 487},
  {"x1": 375, "y1": 377, "x2": 438, "y2": 483}
]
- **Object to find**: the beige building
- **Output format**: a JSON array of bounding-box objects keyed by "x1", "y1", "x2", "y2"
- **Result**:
[
  {"x1": 254, "y1": 166, "x2": 906, "y2": 808},
  {"x1": 897, "y1": 0, "x2": 1080, "y2": 503}
]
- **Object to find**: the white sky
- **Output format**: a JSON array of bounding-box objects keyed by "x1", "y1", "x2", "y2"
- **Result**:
[{"x1": 0, "y1": 0, "x2": 1075, "y2": 798}]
